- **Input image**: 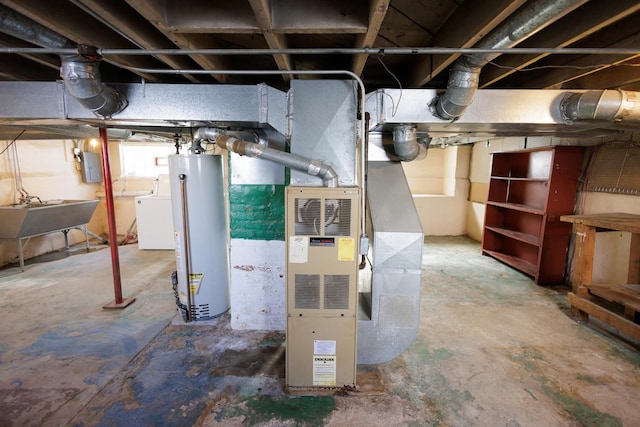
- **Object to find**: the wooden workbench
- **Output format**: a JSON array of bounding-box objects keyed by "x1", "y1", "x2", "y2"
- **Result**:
[{"x1": 561, "y1": 213, "x2": 640, "y2": 341}]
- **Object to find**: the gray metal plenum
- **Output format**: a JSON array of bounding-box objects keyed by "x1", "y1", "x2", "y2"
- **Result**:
[
  {"x1": 214, "y1": 134, "x2": 338, "y2": 187},
  {"x1": 358, "y1": 161, "x2": 423, "y2": 364},
  {"x1": 561, "y1": 90, "x2": 640, "y2": 123},
  {"x1": 434, "y1": 0, "x2": 585, "y2": 121},
  {"x1": 0, "y1": 4, "x2": 125, "y2": 118},
  {"x1": 290, "y1": 80, "x2": 358, "y2": 187}
]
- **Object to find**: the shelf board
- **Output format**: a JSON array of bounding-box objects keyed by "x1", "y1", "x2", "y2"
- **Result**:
[
  {"x1": 483, "y1": 250, "x2": 537, "y2": 277},
  {"x1": 486, "y1": 201, "x2": 545, "y2": 215},
  {"x1": 485, "y1": 226, "x2": 541, "y2": 246},
  {"x1": 490, "y1": 176, "x2": 548, "y2": 182}
]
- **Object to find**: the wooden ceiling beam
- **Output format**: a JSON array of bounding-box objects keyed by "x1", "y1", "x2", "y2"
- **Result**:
[
  {"x1": 76, "y1": 0, "x2": 201, "y2": 83},
  {"x1": 410, "y1": 0, "x2": 527, "y2": 87},
  {"x1": 480, "y1": 0, "x2": 640, "y2": 87},
  {"x1": 248, "y1": 0, "x2": 292, "y2": 81},
  {"x1": 351, "y1": 0, "x2": 390, "y2": 78},
  {"x1": 125, "y1": 0, "x2": 230, "y2": 83}
]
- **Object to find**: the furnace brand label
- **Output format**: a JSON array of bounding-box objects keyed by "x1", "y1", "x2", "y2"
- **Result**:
[
  {"x1": 310, "y1": 237, "x2": 335, "y2": 247},
  {"x1": 313, "y1": 355, "x2": 337, "y2": 386}
]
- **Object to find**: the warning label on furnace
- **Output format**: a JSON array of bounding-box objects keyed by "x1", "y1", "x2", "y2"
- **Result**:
[
  {"x1": 338, "y1": 237, "x2": 355, "y2": 261},
  {"x1": 313, "y1": 355, "x2": 337, "y2": 386}
]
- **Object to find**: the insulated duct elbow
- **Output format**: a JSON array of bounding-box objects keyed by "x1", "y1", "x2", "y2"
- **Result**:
[
  {"x1": 60, "y1": 53, "x2": 127, "y2": 118},
  {"x1": 215, "y1": 134, "x2": 339, "y2": 187},
  {"x1": 433, "y1": 0, "x2": 584, "y2": 121},
  {"x1": 392, "y1": 125, "x2": 429, "y2": 161},
  {"x1": 560, "y1": 90, "x2": 640, "y2": 123},
  {"x1": 432, "y1": 60, "x2": 481, "y2": 121},
  {"x1": 0, "y1": 5, "x2": 126, "y2": 118}
]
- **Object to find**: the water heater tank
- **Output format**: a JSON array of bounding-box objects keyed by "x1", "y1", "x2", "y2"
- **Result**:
[{"x1": 169, "y1": 154, "x2": 230, "y2": 320}]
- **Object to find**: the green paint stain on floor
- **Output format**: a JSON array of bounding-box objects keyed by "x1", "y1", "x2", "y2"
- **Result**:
[
  {"x1": 232, "y1": 395, "x2": 335, "y2": 426},
  {"x1": 608, "y1": 346, "x2": 640, "y2": 370},
  {"x1": 401, "y1": 338, "x2": 474, "y2": 423},
  {"x1": 541, "y1": 384, "x2": 622, "y2": 427},
  {"x1": 509, "y1": 346, "x2": 622, "y2": 427},
  {"x1": 576, "y1": 374, "x2": 606, "y2": 386}
]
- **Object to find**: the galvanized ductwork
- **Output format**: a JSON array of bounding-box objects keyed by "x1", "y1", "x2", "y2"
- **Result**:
[
  {"x1": 433, "y1": 0, "x2": 585, "y2": 121},
  {"x1": 392, "y1": 125, "x2": 429, "y2": 161},
  {"x1": 560, "y1": 90, "x2": 640, "y2": 123},
  {"x1": 0, "y1": 4, "x2": 126, "y2": 118},
  {"x1": 60, "y1": 53, "x2": 127, "y2": 117}
]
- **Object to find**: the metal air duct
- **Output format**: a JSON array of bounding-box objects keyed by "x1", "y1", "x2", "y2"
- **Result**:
[
  {"x1": 0, "y1": 4, "x2": 126, "y2": 118},
  {"x1": 433, "y1": 0, "x2": 585, "y2": 121},
  {"x1": 392, "y1": 125, "x2": 429, "y2": 161},
  {"x1": 60, "y1": 51, "x2": 127, "y2": 118},
  {"x1": 560, "y1": 90, "x2": 640, "y2": 123}
]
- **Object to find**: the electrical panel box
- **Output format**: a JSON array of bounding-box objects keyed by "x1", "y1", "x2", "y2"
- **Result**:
[
  {"x1": 80, "y1": 152, "x2": 102, "y2": 183},
  {"x1": 285, "y1": 186, "x2": 360, "y2": 391}
]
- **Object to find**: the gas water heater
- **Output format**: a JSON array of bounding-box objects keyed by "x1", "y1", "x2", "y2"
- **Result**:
[{"x1": 169, "y1": 154, "x2": 230, "y2": 321}]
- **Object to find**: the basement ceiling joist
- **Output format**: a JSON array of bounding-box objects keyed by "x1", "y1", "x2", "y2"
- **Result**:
[{"x1": 0, "y1": 0, "x2": 638, "y2": 91}]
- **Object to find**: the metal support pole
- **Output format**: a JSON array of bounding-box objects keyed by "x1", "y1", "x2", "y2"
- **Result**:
[{"x1": 100, "y1": 127, "x2": 135, "y2": 309}]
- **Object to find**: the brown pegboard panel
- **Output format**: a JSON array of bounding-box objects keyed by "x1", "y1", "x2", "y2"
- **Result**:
[{"x1": 585, "y1": 144, "x2": 640, "y2": 195}]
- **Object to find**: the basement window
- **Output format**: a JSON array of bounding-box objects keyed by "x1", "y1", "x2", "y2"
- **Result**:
[{"x1": 119, "y1": 143, "x2": 174, "y2": 178}]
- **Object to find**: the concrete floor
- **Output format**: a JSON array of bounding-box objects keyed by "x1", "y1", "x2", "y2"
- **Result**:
[{"x1": 0, "y1": 236, "x2": 638, "y2": 426}]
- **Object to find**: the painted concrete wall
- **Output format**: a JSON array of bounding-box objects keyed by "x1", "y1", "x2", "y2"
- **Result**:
[
  {"x1": 227, "y1": 175, "x2": 287, "y2": 331},
  {"x1": 0, "y1": 138, "x2": 163, "y2": 267},
  {"x1": 403, "y1": 145, "x2": 471, "y2": 236},
  {"x1": 0, "y1": 139, "x2": 102, "y2": 266},
  {"x1": 93, "y1": 142, "x2": 156, "y2": 237}
]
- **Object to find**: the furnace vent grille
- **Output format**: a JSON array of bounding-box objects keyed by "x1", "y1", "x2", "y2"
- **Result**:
[
  {"x1": 295, "y1": 274, "x2": 320, "y2": 309},
  {"x1": 326, "y1": 199, "x2": 351, "y2": 236},
  {"x1": 295, "y1": 198, "x2": 321, "y2": 235},
  {"x1": 324, "y1": 275, "x2": 350, "y2": 309},
  {"x1": 294, "y1": 197, "x2": 353, "y2": 236}
]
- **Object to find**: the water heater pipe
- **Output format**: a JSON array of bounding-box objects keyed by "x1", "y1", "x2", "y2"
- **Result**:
[
  {"x1": 205, "y1": 132, "x2": 339, "y2": 187},
  {"x1": 178, "y1": 173, "x2": 193, "y2": 322}
]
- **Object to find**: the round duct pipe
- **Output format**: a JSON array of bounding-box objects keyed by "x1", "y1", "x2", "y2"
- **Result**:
[
  {"x1": 392, "y1": 125, "x2": 429, "y2": 161},
  {"x1": 561, "y1": 90, "x2": 640, "y2": 123}
]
